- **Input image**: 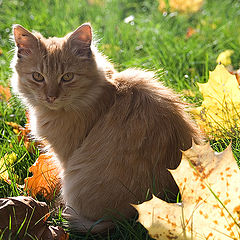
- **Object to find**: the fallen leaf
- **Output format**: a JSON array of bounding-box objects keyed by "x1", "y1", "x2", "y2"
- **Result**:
[
  {"x1": 192, "y1": 64, "x2": 240, "y2": 138},
  {"x1": 134, "y1": 142, "x2": 240, "y2": 239},
  {"x1": 7, "y1": 121, "x2": 30, "y2": 138},
  {"x1": 0, "y1": 85, "x2": 11, "y2": 101},
  {"x1": 7, "y1": 121, "x2": 36, "y2": 153},
  {"x1": 229, "y1": 69, "x2": 240, "y2": 85},
  {"x1": 7, "y1": 113, "x2": 45, "y2": 153},
  {"x1": 216, "y1": 50, "x2": 234, "y2": 66},
  {"x1": 159, "y1": 0, "x2": 204, "y2": 13},
  {"x1": 24, "y1": 153, "x2": 62, "y2": 201},
  {"x1": 42, "y1": 226, "x2": 69, "y2": 240},
  {"x1": 0, "y1": 196, "x2": 68, "y2": 240},
  {"x1": 0, "y1": 152, "x2": 17, "y2": 181},
  {"x1": 186, "y1": 27, "x2": 196, "y2": 38}
]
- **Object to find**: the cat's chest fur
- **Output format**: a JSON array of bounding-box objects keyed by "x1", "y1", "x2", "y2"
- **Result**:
[{"x1": 32, "y1": 108, "x2": 91, "y2": 162}]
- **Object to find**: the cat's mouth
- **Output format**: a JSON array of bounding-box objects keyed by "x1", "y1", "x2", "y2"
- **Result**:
[{"x1": 44, "y1": 102, "x2": 62, "y2": 110}]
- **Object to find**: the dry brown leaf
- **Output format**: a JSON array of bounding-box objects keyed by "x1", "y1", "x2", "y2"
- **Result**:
[
  {"x1": 0, "y1": 85, "x2": 11, "y2": 101},
  {"x1": 0, "y1": 196, "x2": 49, "y2": 239},
  {"x1": 0, "y1": 196, "x2": 68, "y2": 240},
  {"x1": 42, "y1": 226, "x2": 69, "y2": 240},
  {"x1": 24, "y1": 153, "x2": 62, "y2": 201},
  {"x1": 134, "y1": 142, "x2": 240, "y2": 239},
  {"x1": 159, "y1": 0, "x2": 204, "y2": 13}
]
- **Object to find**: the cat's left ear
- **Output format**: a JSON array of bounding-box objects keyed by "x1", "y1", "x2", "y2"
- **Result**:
[
  {"x1": 13, "y1": 24, "x2": 38, "y2": 58},
  {"x1": 67, "y1": 23, "x2": 92, "y2": 57}
]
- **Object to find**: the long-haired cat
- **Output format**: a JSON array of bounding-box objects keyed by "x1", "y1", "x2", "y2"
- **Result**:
[{"x1": 11, "y1": 23, "x2": 200, "y2": 233}]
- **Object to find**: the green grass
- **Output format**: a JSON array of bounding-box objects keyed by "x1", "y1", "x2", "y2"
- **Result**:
[{"x1": 0, "y1": 0, "x2": 240, "y2": 239}]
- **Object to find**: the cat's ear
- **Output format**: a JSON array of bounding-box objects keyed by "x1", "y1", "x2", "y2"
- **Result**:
[
  {"x1": 70, "y1": 23, "x2": 92, "y2": 44},
  {"x1": 13, "y1": 24, "x2": 38, "y2": 58},
  {"x1": 67, "y1": 23, "x2": 92, "y2": 57}
]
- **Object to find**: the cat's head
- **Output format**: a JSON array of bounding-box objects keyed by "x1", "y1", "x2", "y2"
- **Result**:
[{"x1": 11, "y1": 23, "x2": 103, "y2": 111}]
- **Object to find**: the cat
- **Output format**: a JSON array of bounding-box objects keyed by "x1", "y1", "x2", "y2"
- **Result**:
[{"x1": 11, "y1": 23, "x2": 200, "y2": 233}]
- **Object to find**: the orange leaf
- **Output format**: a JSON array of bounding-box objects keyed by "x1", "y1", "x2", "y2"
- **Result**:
[
  {"x1": 7, "y1": 112, "x2": 45, "y2": 153},
  {"x1": 186, "y1": 27, "x2": 196, "y2": 38},
  {"x1": 0, "y1": 85, "x2": 11, "y2": 101},
  {"x1": 24, "y1": 153, "x2": 62, "y2": 201},
  {"x1": 6, "y1": 121, "x2": 30, "y2": 136}
]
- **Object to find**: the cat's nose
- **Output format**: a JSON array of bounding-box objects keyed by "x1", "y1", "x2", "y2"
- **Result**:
[{"x1": 46, "y1": 96, "x2": 57, "y2": 103}]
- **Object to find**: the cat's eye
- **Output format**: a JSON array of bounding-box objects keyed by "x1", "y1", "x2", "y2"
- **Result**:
[
  {"x1": 32, "y1": 72, "x2": 44, "y2": 82},
  {"x1": 61, "y1": 73, "x2": 74, "y2": 82}
]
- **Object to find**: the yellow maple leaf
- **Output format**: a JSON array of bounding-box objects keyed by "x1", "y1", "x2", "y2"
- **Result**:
[
  {"x1": 192, "y1": 64, "x2": 240, "y2": 138},
  {"x1": 134, "y1": 142, "x2": 240, "y2": 239},
  {"x1": 159, "y1": 0, "x2": 204, "y2": 13},
  {"x1": 216, "y1": 50, "x2": 234, "y2": 66}
]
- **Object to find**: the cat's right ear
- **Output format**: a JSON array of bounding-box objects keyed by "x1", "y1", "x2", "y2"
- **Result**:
[{"x1": 13, "y1": 24, "x2": 38, "y2": 58}]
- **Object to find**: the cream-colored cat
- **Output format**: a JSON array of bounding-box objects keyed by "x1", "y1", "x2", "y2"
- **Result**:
[{"x1": 11, "y1": 23, "x2": 200, "y2": 232}]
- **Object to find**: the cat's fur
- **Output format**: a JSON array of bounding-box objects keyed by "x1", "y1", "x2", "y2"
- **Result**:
[{"x1": 11, "y1": 23, "x2": 200, "y2": 232}]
